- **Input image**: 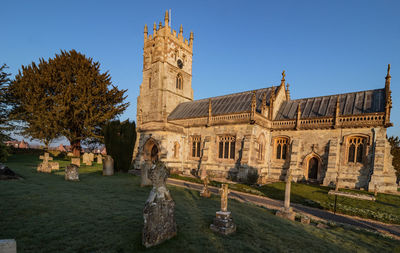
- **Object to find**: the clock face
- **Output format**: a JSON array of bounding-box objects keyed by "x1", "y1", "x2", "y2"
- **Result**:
[{"x1": 177, "y1": 59, "x2": 183, "y2": 69}]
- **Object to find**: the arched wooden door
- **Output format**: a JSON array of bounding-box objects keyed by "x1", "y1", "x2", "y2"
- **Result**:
[{"x1": 308, "y1": 157, "x2": 318, "y2": 180}]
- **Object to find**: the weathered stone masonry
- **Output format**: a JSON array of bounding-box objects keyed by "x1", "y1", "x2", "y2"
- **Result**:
[{"x1": 133, "y1": 12, "x2": 397, "y2": 193}]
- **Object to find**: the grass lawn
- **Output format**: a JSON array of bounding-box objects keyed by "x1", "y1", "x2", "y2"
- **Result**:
[
  {"x1": 170, "y1": 174, "x2": 400, "y2": 225},
  {"x1": 1, "y1": 154, "x2": 399, "y2": 253}
]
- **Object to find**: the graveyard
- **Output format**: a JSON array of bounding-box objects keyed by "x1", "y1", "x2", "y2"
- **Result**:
[{"x1": 1, "y1": 153, "x2": 399, "y2": 252}]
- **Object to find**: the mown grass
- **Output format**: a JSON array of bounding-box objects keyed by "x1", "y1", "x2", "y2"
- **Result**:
[
  {"x1": 1, "y1": 154, "x2": 399, "y2": 252},
  {"x1": 170, "y1": 174, "x2": 400, "y2": 225}
]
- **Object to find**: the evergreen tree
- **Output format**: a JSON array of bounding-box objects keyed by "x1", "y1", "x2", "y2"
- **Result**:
[
  {"x1": 7, "y1": 50, "x2": 129, "y2": 155},
  {"x1": 103, "y1": 120, "x2": 136, "y2": 172},
  {"x1": 0, "y1": 64, "x2": 11, "y2": 162},
  {"x1": 388, "y1": 136, "x2": 400, "y2": 183}
]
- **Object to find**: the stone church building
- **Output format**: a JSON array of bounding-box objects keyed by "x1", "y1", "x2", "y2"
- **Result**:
[{"x1": 133, "y1": 12, "x2": 397, "y2": 193}]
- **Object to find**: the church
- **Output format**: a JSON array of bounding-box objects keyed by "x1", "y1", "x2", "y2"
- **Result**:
[{"x1": 133, "y1": 12, "x2": 397, "y2": 193}]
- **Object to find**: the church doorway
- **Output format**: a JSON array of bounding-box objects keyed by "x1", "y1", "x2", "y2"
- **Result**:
[
  {"x1": 143, "y1": 138, "x2": 159, "y2": 164},
  {"x1": 150, "y1": 145, "x2": 159, "y2": 163},
  {"x1": 308, "y1": 157, "x2": 318, "y2": 180}
]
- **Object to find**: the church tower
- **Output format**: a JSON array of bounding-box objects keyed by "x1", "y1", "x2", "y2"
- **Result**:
[{"x1": 137, "y1": 11, "x2": 194, "y2": 128}]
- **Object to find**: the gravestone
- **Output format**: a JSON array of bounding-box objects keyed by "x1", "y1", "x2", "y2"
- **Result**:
[
  {"x1": 141, "y1": 162, "x2": 152, "y2": 187},
  {"x1": 96, "y1": 154, "x2": 103, "y2": 164},
  {"x1": 89, "y1": 153, "x2": 95, "y2": 162},
  {"x1": 200, "y1": 175, "x2": 211, "y2": 198},
  {"x1": 142, "y1": 162, "x2": 177, "y2": 248},
  {"x1": 71, "y1": 157, "x2": 80, "y2": 167},
  {"x1": 0, "y1": 239, "x2": 17, "y2": 253},
  {"x1": 0, "y1": 164, "x2": 19, "y2": 180},
  {"x1": 276, "y1": 171, "x2": 296, "y2": 221},
  {"x1": 65, "y1": 164, "x2": 79, "y2": 181},
  {"x1": 49, "y1": 162, "x2": 59, "y2": 171},
  {"x1": 82, "y1": 153, "x2": 92, "y2": 166},
  {"x1": 103, "y1": 155, "x2": 114, "y2": 176},
  {"x1": 37, "y1": 153, "x2": 53, "y2": 173},
  {"x1": 210, "y1": 184, "x2": 236, "y2": 235}
]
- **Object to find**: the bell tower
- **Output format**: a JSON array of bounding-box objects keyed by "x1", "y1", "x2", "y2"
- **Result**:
[{"x1": 137, "y1": 11, "x2": 194, "y2": 127}]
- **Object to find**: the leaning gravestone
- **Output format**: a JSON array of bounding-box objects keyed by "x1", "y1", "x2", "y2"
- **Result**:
[
  {"x1": 210, "y1": 184, "x2": 236, "y2": 235},
  {"x1": 82, "y1": 153, "x2": 92, "y2": 166},
  {"x1": 65, "y1": 164, "x2": 79, "y2": 181},
  {"x1": 103, "y1": 155, "x2": 114, "y2": 176},
  {"x1": 140, "y1": 162, "x2": 152, "y2": 187},
  {"x1": 37, "y1": 153, "x2": 53, "y2": 173},
  {"x1": 142, "y1": 162, "x2": 177, "y2": 248},
  {"x1": 71, "y1": 157, "x2": 80, "y2": 167},
  {"x1": 96, "y1": 154, "x2": 103, "y2": 164},
  {"x1": 0, "y1": 239, "x2": 17, "y2": 253}
]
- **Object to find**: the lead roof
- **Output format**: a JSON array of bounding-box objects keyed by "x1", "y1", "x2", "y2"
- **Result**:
[{"x1": 167, "y1": 86, "x2": 386, "y2": 121}]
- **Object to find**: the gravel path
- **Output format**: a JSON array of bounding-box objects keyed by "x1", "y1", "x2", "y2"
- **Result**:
[{"x1": 167, "y1": 178, "x2": 400, "y2": 239}]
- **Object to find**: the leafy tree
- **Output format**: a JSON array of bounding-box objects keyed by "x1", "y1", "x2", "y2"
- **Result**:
[
  {"x1": 0, "y1": 64, "x2": 11, "y2": 162},
  {"x1": 7, "y1": 50, "x2": 129, "y2": 156},
  {"x1": 103, "y1": 120, "x2": 136, "y2": 172},
  {"x1": 388, "y1": 136, "x2": 400, "y2": 183}
]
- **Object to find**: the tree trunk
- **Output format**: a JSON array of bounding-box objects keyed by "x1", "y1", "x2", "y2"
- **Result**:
[{"x1": 71, "y1": 140, "x2": 81, "y2": 157}]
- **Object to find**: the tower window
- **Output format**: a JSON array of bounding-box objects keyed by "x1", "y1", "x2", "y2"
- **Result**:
[
  {"x1": 218, "y1": 136, "x2": 236, "y2": 160},
  {"x1": 347, "y1": 137, "x2": 366, "y2": 163},
  {"x1": 149, "y1": 77, "x2": 151, "y2": 88},
  {"x1": 176, "y1": 74, "x2": 183, "y2": 90},
  {"x1": 275, "y1": 137, "x2": 288, "y2": 160}
]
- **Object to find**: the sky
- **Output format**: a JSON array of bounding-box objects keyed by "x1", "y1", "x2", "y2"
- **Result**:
[{"x1": 1, "y1": 0, "x2": 400, "y2": 146}]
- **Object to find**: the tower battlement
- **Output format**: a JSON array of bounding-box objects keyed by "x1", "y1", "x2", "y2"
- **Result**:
[{"x1": 144, "y1": 11, "x2": 193, "y2": 49}]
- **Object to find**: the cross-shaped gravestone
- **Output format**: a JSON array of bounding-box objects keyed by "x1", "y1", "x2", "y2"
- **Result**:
[{"x1": 39, "y1": 153, "x2": 53, "y2": 164}]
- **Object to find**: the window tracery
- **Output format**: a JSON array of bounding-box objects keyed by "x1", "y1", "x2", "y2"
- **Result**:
[
  {"x1": 218, "y1": 136, "x2": 236, "y2": 160},
  {"x1": 176, "y1": 74, "x2": 183, "y2": 90},
  {"x1": 347, "y1": 137, "x2": 366, "y2": 163},
  {"x1": 190, "y1": 136, "x2": 201, "y2": 158},
  {"x1": 275, "y1": 137, "x2": 288, "y2": 160}
]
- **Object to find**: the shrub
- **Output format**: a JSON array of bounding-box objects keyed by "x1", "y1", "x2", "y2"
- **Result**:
[{"x1": 103, "y1": 120, "x2": 136, "y2": 172}]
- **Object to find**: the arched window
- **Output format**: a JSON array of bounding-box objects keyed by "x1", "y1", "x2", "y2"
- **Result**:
[
  {"x1": 275, "y1": 137, "x2": 289, "y2": 160},
  {"x1": 347, "y1": 137, "x2": 366, "y2": 163},
  {"x1": 173, "y1": 142, "x2": 180, "y2": 158},
  {"x1": 257, "y1": 134, "x2": 265, "y2": 161},
  {"x1": 176, "y1": 74, "x2": 183, "y2": 90}
]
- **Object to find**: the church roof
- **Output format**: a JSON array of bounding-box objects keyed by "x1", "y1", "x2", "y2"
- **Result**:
[
  {"x1": 275, "y1": 88, "x2": 385, "y2": 120},
  {"x1": 168, "y1": 87, "x2": 278, "y2": 120}
]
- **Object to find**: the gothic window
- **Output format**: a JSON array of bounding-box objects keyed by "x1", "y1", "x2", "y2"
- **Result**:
[
  {"x1": 347, "y1": 137, "x2": 366, "y2": 163},
  {"x1": 191, "y1": 136, "x2": 201, "y2": 158},
  {"x1": 148, "y1": 77, "x2": 151, "y2": 89},
  {"x1": 173, "y1": 142, "x2": 180, "y2": 158},
  {"x1": 275, "y1": 137, "x2": 289, "y2": 160},
  {"x1": 176, "y1": 74, "x2": 183, "y2": 90},
  {"x1": 218, "y1": 136, "x2": 236, "y2": 160}
]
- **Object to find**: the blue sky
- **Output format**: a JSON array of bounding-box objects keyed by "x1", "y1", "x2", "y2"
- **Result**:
[{"x1": 2, "y1": 0, "x2": 400, "y2": 145}]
